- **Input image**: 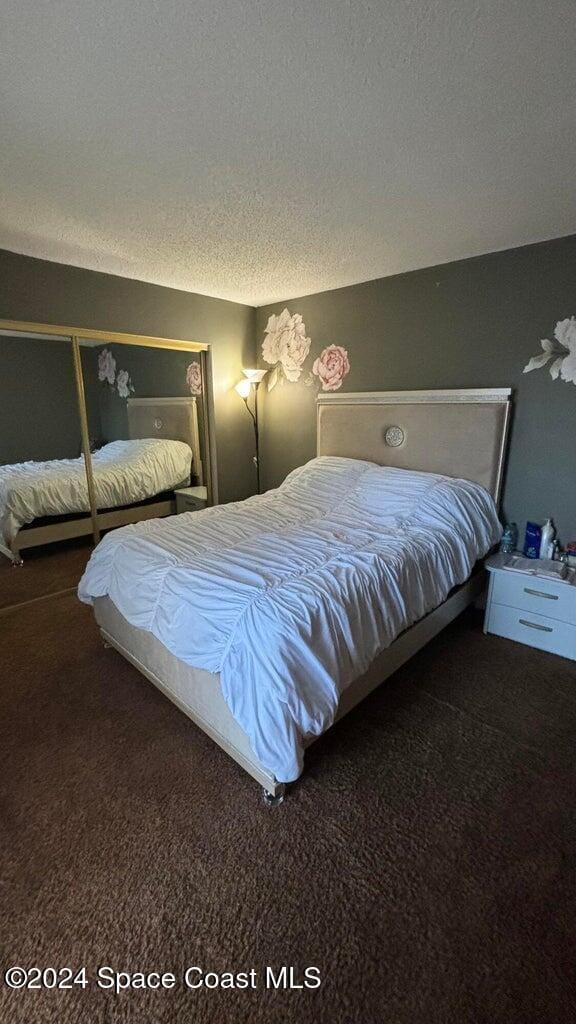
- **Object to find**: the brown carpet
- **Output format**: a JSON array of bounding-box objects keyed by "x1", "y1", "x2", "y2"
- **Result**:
[
  {"x1": 1, "y1": 595, "x2": 575, "y2": 1024},
  {"x1": 0, "y1": 538, "x2": 93, "y2": 611}
]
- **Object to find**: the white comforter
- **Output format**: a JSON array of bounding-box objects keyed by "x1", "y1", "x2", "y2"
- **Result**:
[
  {"x1": 78, "y1": 457, "x2": 501, "y2": 783},
  {"x1": 0, "y1": 439, "x2": 192, "y2": 544}
]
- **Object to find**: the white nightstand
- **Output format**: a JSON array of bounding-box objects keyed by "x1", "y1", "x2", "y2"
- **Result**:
[
  {"x1": 484, "y1": 553, "x2": 576, "y2": 661},
  {"x1": 174, "y1": 485, "x2": 208, "y2": 514}
]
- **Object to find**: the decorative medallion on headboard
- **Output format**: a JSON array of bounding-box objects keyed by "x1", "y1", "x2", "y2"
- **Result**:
[{"x1": 384, "y1": 426, "x2": 405, "y2": 448}]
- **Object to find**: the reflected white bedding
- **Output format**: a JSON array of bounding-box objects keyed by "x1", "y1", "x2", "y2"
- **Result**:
[
  {"x1": 0, "y1": 438, "x2": 192, "y2": 544},
  {"x1": 79, "y1": 457, "x2": 501, "y2": 783}
]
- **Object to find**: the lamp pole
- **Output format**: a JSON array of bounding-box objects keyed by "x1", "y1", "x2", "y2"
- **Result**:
[
  {"x1": 253, "y1": 381, "x2": 261, "y2": 494},
  {"x1": 242, "y1": 382, "x2": 261, "y2": 493},
  {"x1": 235, "y1": 370, "x2": 267, "y2": 495}
]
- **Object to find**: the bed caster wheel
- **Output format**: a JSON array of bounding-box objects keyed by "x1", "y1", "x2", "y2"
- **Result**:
[
  {"x1": 11, "y1": 558, "x2": 24, "y2": 568},
  {"x1": 261, "y1": 784, "x2": 286, "y2": 807}
]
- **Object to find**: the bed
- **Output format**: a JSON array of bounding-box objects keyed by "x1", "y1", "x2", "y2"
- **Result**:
[
  {"x1": 79, "y1": 388, "x2": 511, "y2": 802},
  {"x1": 0, "y1": 396, "x2": 202, "y2": 563}
]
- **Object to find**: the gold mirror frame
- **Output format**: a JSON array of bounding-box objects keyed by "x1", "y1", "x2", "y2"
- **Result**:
[{"x1": 0, "y1": 319, "x2": 219, "y2": 549}]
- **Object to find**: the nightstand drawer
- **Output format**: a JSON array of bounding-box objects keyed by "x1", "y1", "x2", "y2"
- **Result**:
[
  {"x1": 176, "y1": 495, "x2": 205, "y2": 513},
  {"x1": 174, "y1": 486, "x2": 208, "y2": 515},
  {"x1": 487, "y1": 603, "x2": 576, "y2": 659},
  {"x1": 491, "y1": 572, "x2": 576, "y2": 624}
]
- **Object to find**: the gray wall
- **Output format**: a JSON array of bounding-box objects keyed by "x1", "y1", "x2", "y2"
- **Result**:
[
  {"x1": 256, "y1": 234, "x2": 576, "y2": 545},
  {"x1": 3, "y1": 237, "x2": 575, "y2": 541},
  {"x1": 0, "y1": 335, "x2": 82, "y2": 463},
  {"x1": 0, "y1": 249, "x2": 256, "y2": 503}
]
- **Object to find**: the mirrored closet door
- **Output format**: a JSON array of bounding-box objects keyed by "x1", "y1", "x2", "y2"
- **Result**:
[
  {"x1": 0, "y1": 330, "x2": 93, "y2": 608},
  {"x1": 0, "y1": 320, "x2": 217, "y2": 611}
]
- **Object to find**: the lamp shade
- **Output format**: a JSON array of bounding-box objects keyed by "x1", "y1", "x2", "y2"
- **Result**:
[
  {"x1": 242, "y1": 367, "x2": 268, "y2": 383},
  {"x1": 234, "y1": 378, "x2": 252, "y2": 399}
]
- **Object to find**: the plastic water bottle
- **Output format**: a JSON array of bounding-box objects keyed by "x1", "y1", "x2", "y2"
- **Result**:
[
  {"x1": 500, "y1": 523, "x2": 518, "y2": 554},
  {"x1": 539, "y1": 518, "x2": 556, "y2": 560}
]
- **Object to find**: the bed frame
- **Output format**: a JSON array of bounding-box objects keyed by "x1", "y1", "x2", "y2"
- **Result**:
[
  {"x1": 94, "y1": 387, "x2": 512, "y2": 802},
  {"x1": 2, "y1": 397, "x2": 202, "y2": 564}
]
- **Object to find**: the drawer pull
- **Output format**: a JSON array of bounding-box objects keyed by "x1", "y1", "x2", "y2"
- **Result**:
[
  {"x1": 519, "y1": 618, "x2": 553, "y2": 633},
  {"x1": 523, "y1": 587, "x2": 558, "y2": 601}
]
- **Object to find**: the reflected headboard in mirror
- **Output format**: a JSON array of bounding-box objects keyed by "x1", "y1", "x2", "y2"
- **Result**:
[
  {"x1": 127, "y1": 397, "x2": 203, "y2": 485},
  {"x1": 317, "y1": 388, "x2": 512, "y2": 504}
]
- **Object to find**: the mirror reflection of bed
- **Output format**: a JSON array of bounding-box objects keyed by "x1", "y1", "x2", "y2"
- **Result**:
[
  {"x1": 90, "y1": 395, "x2": 203, "y2": 533},
  {"x1": 83, "y1": 341, "x2": 206, "y2": 536},
  {"x1": 0, "y1": 329, "x2": 212, "y2": 611}
]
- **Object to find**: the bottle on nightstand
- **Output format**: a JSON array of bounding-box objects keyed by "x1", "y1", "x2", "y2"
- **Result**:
[
  {"x1": 539, "y1": 518, "x2": 556, "y2": 560},
  {"x1": 500, "y1": 523, "x2": 518, "y2": 554}
]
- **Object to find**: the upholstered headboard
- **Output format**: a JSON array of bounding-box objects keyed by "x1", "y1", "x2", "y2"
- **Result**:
[
  {"x1": 127, "y1": 397, "x2": 203, "y2": 484},
  {"x1": 317, "y1": 389, "x2": 512, "y2": 502}
]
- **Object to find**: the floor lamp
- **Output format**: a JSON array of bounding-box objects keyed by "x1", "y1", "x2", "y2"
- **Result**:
[{"x1": 235, "y1": 368, "x2": 267, "y2": 493}]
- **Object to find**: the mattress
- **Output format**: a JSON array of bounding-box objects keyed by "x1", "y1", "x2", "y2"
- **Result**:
[
  {"x1": 78, "y1": 456, "x2": 501, "y2": 783},
  {"x1": 0, "y1": 438, "x2": 192, "y2": 544}
]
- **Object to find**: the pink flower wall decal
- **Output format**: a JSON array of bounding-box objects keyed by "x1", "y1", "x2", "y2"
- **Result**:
[
  {"x1": 312, "y1": 345, "x2": 350, "y2": 391},
  {"x1": 186, "y1": 361, "x2": 202, "y2": 395}
]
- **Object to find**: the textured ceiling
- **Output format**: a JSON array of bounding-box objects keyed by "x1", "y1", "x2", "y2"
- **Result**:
[{"x1": 1, "y1": 0, "x2": 575, "y2": 307}]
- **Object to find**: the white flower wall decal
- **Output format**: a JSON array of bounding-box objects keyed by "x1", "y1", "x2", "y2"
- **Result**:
[
  {"x1": 262, "y1": 308, "x2": 311, "y2": 390},
  {"x1": 524, "y1": 317, "x2": 576, "y2": 384},
  {"x1": 116, "y1": 368, "x2": 135, "y2": 398},
  {"x1": 97, "y1": 347, "x2": 135, "y2": 399},
  {"x1": 98, "y1": 348, "x2": 116, "y2": 385}
]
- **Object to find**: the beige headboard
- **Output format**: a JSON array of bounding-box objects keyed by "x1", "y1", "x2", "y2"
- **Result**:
[
  {"x1": 127, "y1": 397, "x2": 203, "y2": 484},
  {"x1": 317, "y1": 388, "x2": 512, "y2": 502}
]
